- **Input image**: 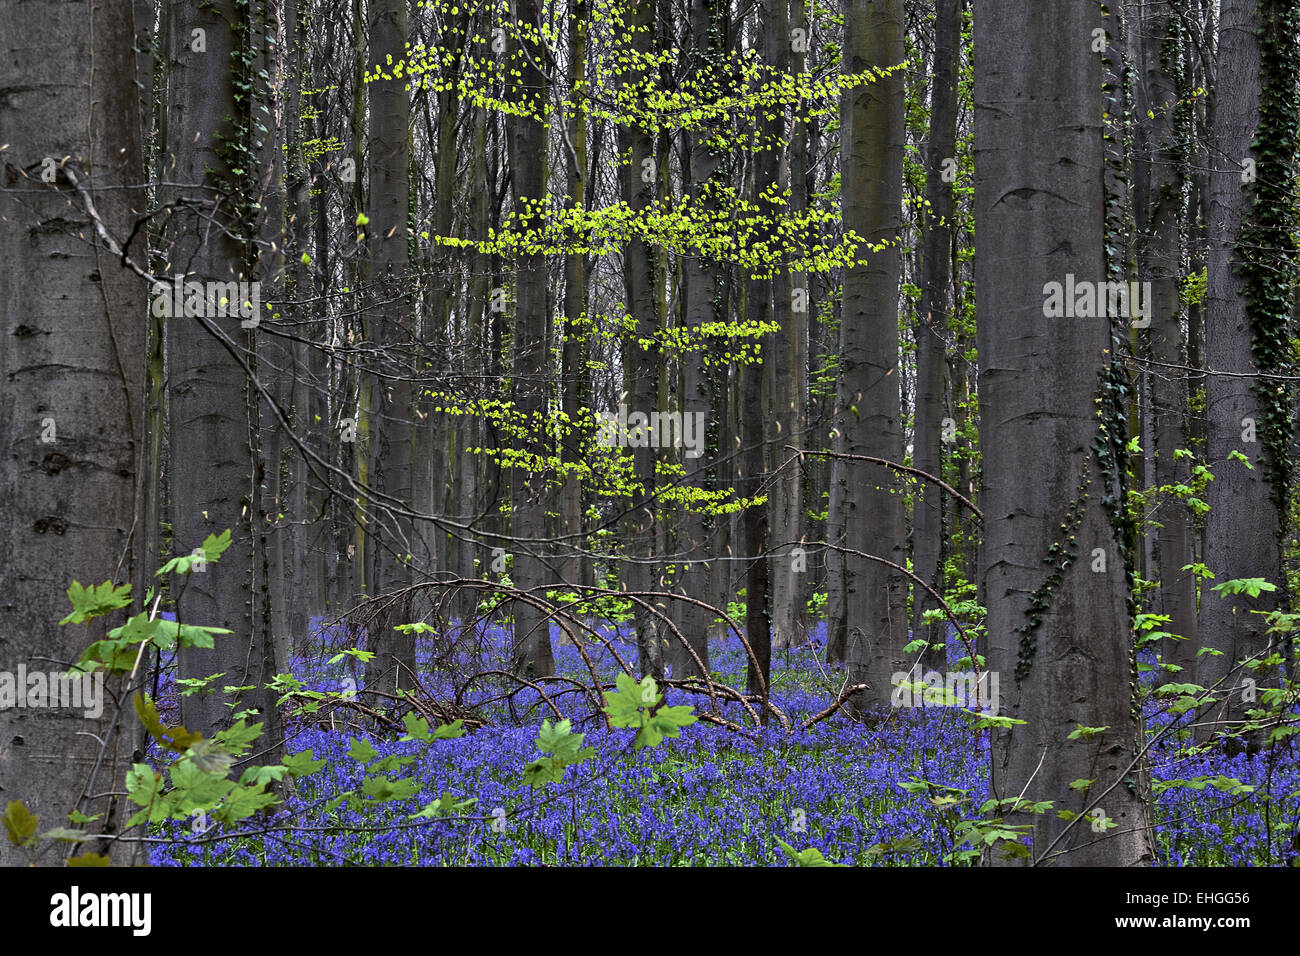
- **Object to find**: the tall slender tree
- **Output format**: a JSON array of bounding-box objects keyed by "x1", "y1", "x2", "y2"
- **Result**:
[
  {"x1": 1196, "y1": 0, "x2": 1298, "y2": 741},
  {"x1": 827, "y1": 0, "x2": 908, "y2": 707},
  {"x1": 975, "y1": 0, "x2": 1154, "y2": 865},
  {"x1": 0, "y1": 0, "x2": 145, "y2": 864},
  {"x1": 163, "y1": 0, "x2": 279, "y2": 742},
  {"x1": 361, "y1": 0, "x2": 417, "y2": 696},
  {"x1": 913, "y1": 0, "x2": 961, "y2": 669},
  {"x1": 618, "y1": 0, "x2": 665, "y2": 681},
  {"x1": 508, "y1": 0, "x2": 556, "y2": 678}
]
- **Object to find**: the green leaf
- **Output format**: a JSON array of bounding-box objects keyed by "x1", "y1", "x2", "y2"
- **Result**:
[
  {"x1": 360, "y1": 775, "x2": 421, "y2": 802},
  {"x1": 170, "y1": 761, "x2": 236, "y2": 813},
  {"x1": 214, "y1": 719, "x2": 263, "y2": 756},
  {"x1": 2, "y1": 801, "x2": 39, "y2": 846},
  {"x1": 155, "y1": 530, "x2": 232, "y2": 577},
  {"x1": 212, "y1": 784, "x2": 279, "y2": 823},
  {"x1": 522, "y1": 718, "x2": 597, "y2": 787},
  {"x1": 67, "y1": 852, "x2": 111, "y2": 867},
  {"x1": 1211, "y1": 577, "x2": 1277, "y2": 599},
  {"x1": 432, "y1": 719, "x2": 466, "y2": 740},
  {"x1": 125, "y1": 763, "x2": 165, "y2": 809},
  {"x1": 603, "y1": 671, "x2": 650, "y2": 726},
  {"x1": 60, "y1": 580, "x2": 132, "y2": 625},
  {"x1": 283, "y1": 749, "x2": 327, "y2": 778},
  {"x1": 133, "y1": 693, "x2": 204, "y2": 753},
  {"x1": 37, "y1": 827, "x2": 93, "y2": 843},
  {"x1": 239, "y1": 765, "x2": 288, "y2": 788},
  {"x1": 639, "y1": 705, "x2": 698, "y2": 749},
  {"x1": 1066, "y1": 724, "x2": 1110, "y2": 740},
  {"x1": 775, "y1": 838, "x2": 845, "y2": 867},
  {"x1": 409, "y1": 791, "x2": 477, "y2": 821},
  {"x1": 347, "y1": 737, "x2": 378, "y2": 763},
  {"x1": 185, "y1": 738, "x2": 236, "y2": 774},
  {"x1": 400, "y1": 712, "x2": 432, "y2": 741}
]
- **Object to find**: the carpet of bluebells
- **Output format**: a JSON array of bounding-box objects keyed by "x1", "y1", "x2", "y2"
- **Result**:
[{"x1": 144, "y1": 618, "x2": 1300, "y2": 866}]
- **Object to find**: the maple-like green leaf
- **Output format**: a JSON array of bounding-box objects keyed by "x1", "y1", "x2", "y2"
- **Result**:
[
  {"x1": 347, "y1": 736, "x2": 378, "y2": 763},
  {"x1": 361, "y1": 775, "x2": 421, "y2": 802},
  {"x1": 283, "y1": 750, "x2": 326, "y2": 778},
  {"x1": 432, "y1": 719, "x2": 466, "y2": 740},
  {"x1": 170, "y1": 761, "x2": 236, "y2": 813},
  {"x1": 212, "y1": 785, "x2": 279, "y2": 823},
  {"x1": 214, "y1": 719, "x2": 263, "y2": 756},
  {"x1": 775, "y1": 838, "x2": 845, "y2": 867},
  {"x1": 60, "y1": 580, "x2": 132, "y2": 625},
  {"x1": 2, "y1": 801, "x2": 39, "y2": 847},
  {"x1": 400, "y1": 712, "x2": 432, "y2": 741}
]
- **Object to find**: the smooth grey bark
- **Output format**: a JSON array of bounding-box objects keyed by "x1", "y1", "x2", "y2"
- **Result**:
[
  {"x1": 255, "y1": 0, "x2": 293, "y2": 675},
  {"x1": 1195, "y1": 0, "x2": 1284, "y2": 739},
  {"x1": 361, "y1": 0, "x2": 417, "y2": 697},
  {"x1": 455, "y1": 102, "x2": 491, "y2": 625},
  {"x1": 561, "y1": 0, "x2": 591, "y2": 604},
  {"x1": 669, "y1": 0, "x2": 725, "y2": 681},
  {"x1": 162, "y1": 0, "x2": 280, "y2": 744},
  {"x1": 826, "y1": 0, "x2": 908, "y2": 706},
  {"x1": 1133, "y1": 0, "x2": 1197, "y2": 681},
  {"x1": 770, "y1": 0, "x2": 809, "y2": 653},
  {"x1": 411, "y1": 4, "x2": 468, "y2": 622},
  {"x1": 706, "y1": 337, "x2": 735, "y2": 643},
  {"x1": 507, "y1": 0, "x2": 555, "y2": 678},
  {"x1": 285, "y1": 0, "x2": 319, "y2": 649},
  {"x1": 976, "y1": 0, "x2": 1155, "y2": 866},
  {"x1": 618, "y1": 0, "x2": 664, "y2": 681},
  {"x1": 739, "y1": 0, "x2": 787, "y2": 703},
  {"x1": 913, "y1": 0, "x2": 961, "y2": 670},
  {"x1": 0, "y1": 0, "x2": 144, "y2": 863}
]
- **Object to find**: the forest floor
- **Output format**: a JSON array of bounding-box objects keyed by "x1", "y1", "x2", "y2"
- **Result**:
[{"x1": 144, "y1": 621, "x2": 1300, "y2": 866}]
